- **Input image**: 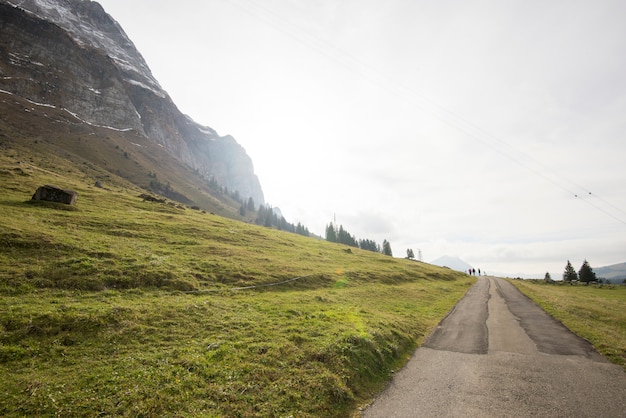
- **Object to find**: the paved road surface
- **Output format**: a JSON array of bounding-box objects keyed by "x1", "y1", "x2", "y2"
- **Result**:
[{"x1": 363, "y1": 277, "x2": 626, "y2": 417}]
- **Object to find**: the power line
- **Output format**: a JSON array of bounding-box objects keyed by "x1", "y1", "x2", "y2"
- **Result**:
[{"x1": 575, "y1": 193, "x2": 626, "y2": 226}]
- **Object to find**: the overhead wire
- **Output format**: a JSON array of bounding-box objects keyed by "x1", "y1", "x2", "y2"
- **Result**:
[{"x1": 223, "y1": 0, "x2": 626, "y2": 226}]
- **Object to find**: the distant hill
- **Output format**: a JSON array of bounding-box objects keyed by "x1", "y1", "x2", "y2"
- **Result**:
[
  {"x1": 431, "y1": 256, "x2": 473, "y2": 273},
  {"x1": 595, "y1": 262, "x2": 626, "y2": 284}
]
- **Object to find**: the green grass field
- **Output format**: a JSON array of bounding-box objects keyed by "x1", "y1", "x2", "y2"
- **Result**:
[
  {"x1": 510, "y1": 280, "x2": 626, "y2": 370},
  {"x1": 0, "y1": 146, "x2": 474, "y2": 416}
]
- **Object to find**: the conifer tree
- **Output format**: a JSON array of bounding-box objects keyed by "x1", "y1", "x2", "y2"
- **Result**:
[
  {"x1": 578, "y1": 260, "x2": 596, "y2": 284},
  {"x1": 279, "y1": 216, "x2": 289, "y2": 231},
  {"x1": 336, "y1": 225, "x2": 358, "y2": 247},
  {"x1": 326, "y1": 223, "x2": 337, "y2": 243},
  {"x1": 563, "y1": 260, "x2": 578, "y2": 282},
  {"x1": 255, "y1": 205, "x2": 267, "y2": 226},
  {"x1": 338, "y1": 224, "x2": 347, "y2": 244},
  {"x1": 359, "y1": 239, "x2": 380, "y2": 253},
  {"x1": 406, "y1": 248, "x2": 415, "y2": 259},
  {"x1": 264, "y1": 211, "x2": 273, "y2": 228},
  {"x1": 382, "y1": 240, "x2": 393, "y2": 257},
  {"x1": 295, "y1": 223, "x2": 309, "y2": 237},
  {"x1": 246, "y1": 197, "x2": 255, "y2": 212}
]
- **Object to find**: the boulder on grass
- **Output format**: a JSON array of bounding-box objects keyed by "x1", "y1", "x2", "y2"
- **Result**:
[{"x1": 32, "y1": 185, "x2": 78, "y2": 205}]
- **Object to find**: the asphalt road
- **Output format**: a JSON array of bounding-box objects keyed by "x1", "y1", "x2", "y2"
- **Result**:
[{"x1": 362, "y1": 277, "x2": 626, "y2": 417}]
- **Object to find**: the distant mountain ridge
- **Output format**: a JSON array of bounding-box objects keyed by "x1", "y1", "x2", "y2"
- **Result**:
[
  {"x1": 430, "y1": 256, "x2": 473, "y2": 273},
  {"x1": 595, "y1": 262, "x2": 626, "y2": 283},
  {"x1": 0, "y1": 0, "x2": 264, "y2": 205}
]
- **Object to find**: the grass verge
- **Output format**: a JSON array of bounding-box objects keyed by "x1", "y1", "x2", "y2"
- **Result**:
[
  {"x1": 509, "y1": 280, "x2": 626, "y2": 370},
  {"x1": 0, "y1": 279, "x2": 474, "y2": 417}
]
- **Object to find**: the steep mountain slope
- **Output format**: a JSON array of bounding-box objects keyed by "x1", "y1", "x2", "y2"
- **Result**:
[
  {"x1": 0, "y1": 90, "x2": 251, "y2": 218},
  {"x1": 0, "y1": 0, "x2": 264, "y2": 206}
]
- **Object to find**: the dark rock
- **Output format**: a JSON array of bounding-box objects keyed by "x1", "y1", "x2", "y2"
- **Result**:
[
  {"x1": 138, "y1": 193, "x2": 165, "y2": 203},
  {"x1": 32, "y1": 185, "x2": 78, "y2": 205},
  {"x1": 94, "y1": 181, "x2": 103, "y2": 188}
]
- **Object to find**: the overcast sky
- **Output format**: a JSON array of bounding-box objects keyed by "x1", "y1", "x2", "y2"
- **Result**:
[{"x1": 98, "y1": 0, "x2": 626, "y2": 278}]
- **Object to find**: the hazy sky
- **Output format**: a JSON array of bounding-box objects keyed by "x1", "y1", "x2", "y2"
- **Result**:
[{"x1": 97, "y1": 0, "x2": 626, "y2": 277}]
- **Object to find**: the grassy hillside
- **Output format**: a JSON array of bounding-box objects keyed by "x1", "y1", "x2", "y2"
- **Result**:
[
  {"x1": 0, "y1": 140, "x2": 473, "y2": 416},
  {"x1": 510, "y1": 280, "x2": 626, "y2": 370}
]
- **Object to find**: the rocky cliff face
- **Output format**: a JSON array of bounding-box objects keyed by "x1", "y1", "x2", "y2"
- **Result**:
[{"x1": 0, "y1": 0, "x2": 264, "y2": 205}]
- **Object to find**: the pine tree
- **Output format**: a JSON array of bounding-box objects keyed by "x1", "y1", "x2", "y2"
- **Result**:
[
  {"x1": 325, "y1": 223, "x2": 337, "y2": 243},
  {"x1": 295, "y1": 222, "x2": 309, "y2": 237},
  {"x1": 264, "y1": 211, "x2": 273, "y2": 228},
  {"x1": 578, "y1": 260, "x2": 597, "y2": 284},
  {"x1": 359, "y1": 239, "x2": 380, "y2": 253},
  {"x1": 255, "y1": 205, "x2": 267, "y2": 226},
  {"x1": 406, "y1": 248, "x2": 415, "y2": 259},
  {"x1": 382, "y1": 240, "x2": 393, "y2": 257},
  {"x1": 246, "y1": 197, "x2": 255, "y2": 212},
  {"x1": 338, "y1": 225, "x2": 347, "y2": 244},
  {"x1": 563, "y1": 260, "x2": 578, "y2": 282}
]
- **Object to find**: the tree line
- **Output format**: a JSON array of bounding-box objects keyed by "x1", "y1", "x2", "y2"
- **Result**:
[
  {"x1": 149, "y1": 172, "x2": 313, "y2": 239},
  {"x1": 254, "y1": 204, "x2": 311, "y2": 237},
  {"x1": 205, "y1": 175, "x2": 399, "y2": 249},
  {"x1": 235, "y1": 198, "x2": 311, "y2": 237},
  {"x1": 325, "y1": 222, "x2": 393, "y2": 256},
  {"x1": 204, "y1": 174, "x2": 313, "y2": 239}
]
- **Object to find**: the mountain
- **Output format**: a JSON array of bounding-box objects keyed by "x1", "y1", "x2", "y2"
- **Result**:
[
  {"x1": 595, "y1": 262, "x2": 626, "y2": 284},
  {"x1": 0, "y1": 0, "x2": 264, "y2": 207},
  {"x1": 430, "y1": 256, "x2": 473, "y2": 273}
]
